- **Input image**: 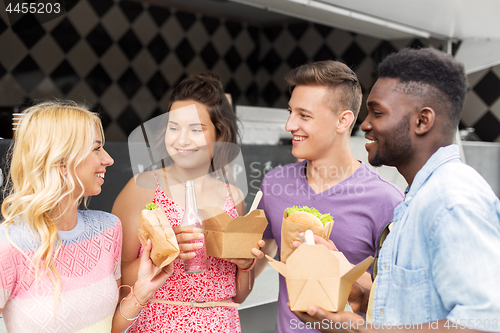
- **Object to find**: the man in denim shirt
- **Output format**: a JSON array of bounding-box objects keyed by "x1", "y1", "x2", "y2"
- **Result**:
[{"x1": 293, "y1": 48, "x2": 500, "y2": 332}]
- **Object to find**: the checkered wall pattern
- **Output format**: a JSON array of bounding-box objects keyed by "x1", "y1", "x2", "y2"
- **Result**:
[
  {"x1": 0, "y1": 0, "x2": 262, "y2": 141},
  {"x1": 0, "y1": 0, "x2": 498, "y2": 142}
]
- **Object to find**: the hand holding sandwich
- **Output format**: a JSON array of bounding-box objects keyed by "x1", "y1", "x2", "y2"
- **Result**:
[
  {"x1": 134, "y1": 238, "x2": 174, "y2": 301},
  {"x1": 293, "y1": 232, "x2": 338, "y2": 251},
  {"x1": 138, "y1": 203, "x2": 180, "y2": 274},
  {"x1": 286, "y1": 208, "x2": 373, "y2": 308},
  {"x1": 281, "y1": 206, "x2": 334, "y2": 262}
]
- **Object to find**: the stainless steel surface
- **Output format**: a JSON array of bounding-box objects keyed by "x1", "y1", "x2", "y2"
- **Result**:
[
  {"x1": 156, "y1": 0, "x2": 292, "y2": 25},
  {"x1": 236, "y1": 106, "x2": 292, "y2": 145},
  {"x1": 462, "y1": 141, "x2": 500, "y2": 197}
]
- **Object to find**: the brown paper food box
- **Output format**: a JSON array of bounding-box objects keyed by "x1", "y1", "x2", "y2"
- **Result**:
[
  {"x1": 267, "y1": 244, "x2": 373, "y2": 312},
  {"x1": 138, "y1": 208, "x2": 180, "y2": 277},
  {"x1": 281, "y1": 210, "x2": 334, "y2": 263},
  {"x1": 199, "y1": 206, "x2": 268, "y2": 258}
]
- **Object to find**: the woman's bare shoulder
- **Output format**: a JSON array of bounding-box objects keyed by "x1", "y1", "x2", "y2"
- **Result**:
[
  {"x1": 134, "y1": 170, "x2": 159, "y2": 190},
  {"x1": 112, "y1": 172, "x2": 157, "y2": 214},
  {"x1": 226, "y1": 182, "x2": 244, "y2": 201}
]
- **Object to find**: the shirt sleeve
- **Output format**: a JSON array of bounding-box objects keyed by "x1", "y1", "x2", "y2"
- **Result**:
[
  {"x1": 0, "y1": 237, "x2": 17, "y2": 308},
  {"x1": 431, "y1": 203, "x2": 500, "y2": 327}
]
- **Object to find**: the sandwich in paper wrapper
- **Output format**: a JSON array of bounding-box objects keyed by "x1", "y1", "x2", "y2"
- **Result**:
[
  {"x1": 199, "y1": 206, "x2": 268, "y2": 258},
  {"x1": 266, "y1": 233, "x2": 374, "y2": 312},
  {"x1": 138, "y1": 203, "x2": 180, "y2": 277},
  {"x1": 281, "y1": 206, "x2": 334, "y2": 263}
]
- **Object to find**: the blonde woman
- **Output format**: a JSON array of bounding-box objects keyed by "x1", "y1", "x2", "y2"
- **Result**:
[{"x1": 0, "y1": 101, "x2": 173, "y2": 333}]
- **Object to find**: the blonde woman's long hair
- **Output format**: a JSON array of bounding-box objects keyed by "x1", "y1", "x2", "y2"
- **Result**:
[{"x1": 1, "y1": 100, "x2": 104, "y2": 299}]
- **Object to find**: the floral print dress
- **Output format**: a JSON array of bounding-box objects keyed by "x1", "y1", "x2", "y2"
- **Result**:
[{"x1": 127, "y1": 174, "x2": 241, "y2": 333}]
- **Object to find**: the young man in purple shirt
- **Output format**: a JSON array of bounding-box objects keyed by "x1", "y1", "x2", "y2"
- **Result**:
[{"x1": 255, "y1": 60, "x2": 404, "y2": 333}]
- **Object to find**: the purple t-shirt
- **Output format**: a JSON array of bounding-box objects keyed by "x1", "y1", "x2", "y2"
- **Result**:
[{"x1": 258, "y1": 160, "x2": 403, "y2": 333}]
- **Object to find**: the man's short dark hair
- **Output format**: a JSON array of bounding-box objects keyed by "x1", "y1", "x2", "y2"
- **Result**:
[
  {"x1": 378, "y1": 48, "x2": 468, "y2": 129},
  {"x1": 285, "y1": 60, "x2": 362, "y2": 131}
]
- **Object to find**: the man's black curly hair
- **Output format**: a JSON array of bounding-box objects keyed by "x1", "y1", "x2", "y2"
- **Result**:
[{"x1": 378, "y1": 48, "x2": 468, "y2": 129}]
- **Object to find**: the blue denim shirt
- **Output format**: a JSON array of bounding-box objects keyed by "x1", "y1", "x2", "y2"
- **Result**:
[{"x1": 372, "y1": 145, "x2": 500, "y2": 330}]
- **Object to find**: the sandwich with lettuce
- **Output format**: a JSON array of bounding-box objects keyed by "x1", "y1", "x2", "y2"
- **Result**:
[{"x1": 285, "y1": 206, "x2": 333, "y2": 227}]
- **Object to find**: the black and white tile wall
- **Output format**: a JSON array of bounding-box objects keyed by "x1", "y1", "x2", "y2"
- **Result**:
[
  {"x1": 0, "y1": 0, "x2": 499, "y2": 142},
  {"x1": 463, "y1": 68, "x2": 500, "y2": 142}
]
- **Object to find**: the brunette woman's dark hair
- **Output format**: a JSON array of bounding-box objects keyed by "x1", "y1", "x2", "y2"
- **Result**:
[
  {"x1": 167, "y1": 73, "x2": 238, "y2": 145},
  {"x1": 154, "y1": 73, "x2": 240, "y2": 183}
]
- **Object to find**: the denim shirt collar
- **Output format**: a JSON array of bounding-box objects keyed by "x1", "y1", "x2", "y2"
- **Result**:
[{"x1": 404, "y1": 144, "x2": 461, "y2": 204}]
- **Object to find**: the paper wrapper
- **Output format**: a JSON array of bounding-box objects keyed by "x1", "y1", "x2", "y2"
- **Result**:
[
  {"x1": 199, "y1": 206, "x2": 268, "y2": 258},
  {"x1": 138, "y1": 207, "x2": 180, "y2": 277},
  {"x1": 267, "y1": 245, "x2": 373, "y2": 312},
  {"x1": 280, "y1": 210, "x2": 333, "y2": 263}
]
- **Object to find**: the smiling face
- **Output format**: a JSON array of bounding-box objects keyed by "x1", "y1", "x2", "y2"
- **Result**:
[
  {"x1": 74, "y1": 126, "x2": 114, "y2": 197},
  {"x1": 165, "y1": 100, "x2": 217, "y2": 170},
  {"x1": 285, "y1": 85, "x2": 342, "y2": 161},
  {"x1": 361, "y1": 78, "x2": 414, "y2": 168}
]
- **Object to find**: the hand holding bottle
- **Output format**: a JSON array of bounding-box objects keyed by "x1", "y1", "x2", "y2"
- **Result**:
[
  {"x1": 179, "y1": 180, "x2": 208, "y2": 273},
  {"x1": 173, "y1": 225, "x2": 205, "y2": 260}
]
